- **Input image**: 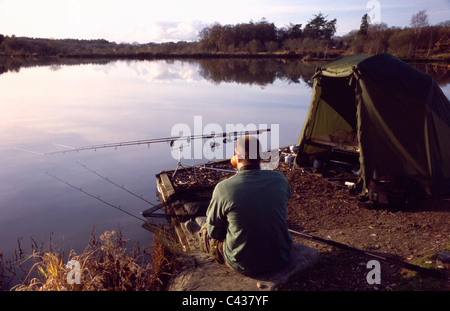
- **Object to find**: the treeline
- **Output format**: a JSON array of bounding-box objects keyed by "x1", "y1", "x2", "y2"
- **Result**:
[
  {"x1": 342, "y1": 13, "x2": 450, "y2": 59},
  {"x1": 197, "y1": 14, "x2": 336, "y2": 55},
  {"x1": 0, "y1": 12, "x2": 449, "y2": 60},
  {"x1": 196, "y1": 13, "x2": 450, "y2": 59},
  {"x1": 0, "y1": 35, "x2": 151, "y2": 58}
]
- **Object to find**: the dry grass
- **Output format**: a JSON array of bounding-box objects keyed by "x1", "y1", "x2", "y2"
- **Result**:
[{"x1": 8, "y1": 228, "x2": 181, "y2": 291}]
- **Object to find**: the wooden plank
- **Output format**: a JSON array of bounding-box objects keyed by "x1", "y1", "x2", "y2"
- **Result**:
[
  {"x1": 173, "y1": 201, "x2": 198, "y2": 250},
  {"x1": 155, "y1": 175, "x2": 168, "y2": 202},
  {"x1": 160, "y1": 173, "x2": 176, "y2": 198},
  {"x1": 180, "y1": 221, "x2": 199, "y2": 250},
  {"x1": 171, "y1": 202, "x2": 195, "y2": 251},
  {"x1": 173, "y1": 225, "x2": 191, "y2": 252},
  {"x1": 155, "y1": 175, "x2": 191, "y2": 251}
]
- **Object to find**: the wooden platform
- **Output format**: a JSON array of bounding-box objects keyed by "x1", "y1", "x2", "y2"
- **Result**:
[
  {"x1": 153, "y1": 159, "x2": 321, "y2": 291},
  {"x1": 155, "y1": 160, "x2": 233, "y2": 251}
]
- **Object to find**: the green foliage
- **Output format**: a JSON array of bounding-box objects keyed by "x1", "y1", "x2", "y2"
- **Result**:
[
  {"x1": 388, "y1": 28, "x2": 416, "y2": 57},
  {"x1": 0, "y1": 12, "x2": 448, "y2": 59},
  {"x1": 303, "y1": 12, "x2": 337, "y2": 40},
  {"x1": 359, "y1": 14, "x2": 370, "y2": 36},
  {"x1": 198, "y1": 19, "x2": 278, "y2": 52}
]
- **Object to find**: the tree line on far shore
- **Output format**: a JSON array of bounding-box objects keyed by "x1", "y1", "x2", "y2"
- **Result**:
[{"x1": 0, "y1": 11, "x2": 449, "y2": 60}]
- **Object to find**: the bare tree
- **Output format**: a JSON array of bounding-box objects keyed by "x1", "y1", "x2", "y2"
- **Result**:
[
  {"x1": 410, "y1": 10, "x2": 430, "y2": 56},
  {"x1": 411, "y1": 10, "x2": 429, "y2": 35}
]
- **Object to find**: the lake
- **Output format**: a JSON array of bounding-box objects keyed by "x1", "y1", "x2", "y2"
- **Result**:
[
  {"x1": 0, "y1": 58, "x2": 320, "y2": 262},
  {"x1": 0, "y1": 57, "x2": 449, "y2": 276}
]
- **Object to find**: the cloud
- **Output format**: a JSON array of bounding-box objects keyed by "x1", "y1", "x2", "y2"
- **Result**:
[
  {"x1": 91, "y1": 20, "x2": 207, "y2": 44},
  {"x1": 147, "y1": 20, "x2": 207, "y2": 43}
]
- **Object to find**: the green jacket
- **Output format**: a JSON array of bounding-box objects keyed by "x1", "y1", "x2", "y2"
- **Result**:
[{"x1": 206, "y1": 167, "x2": 292, "y2": 275}]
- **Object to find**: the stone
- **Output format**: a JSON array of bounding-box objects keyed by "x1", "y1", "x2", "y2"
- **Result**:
[{"x1": 166, "y1": 242, "x2": 321, "y2": 291}]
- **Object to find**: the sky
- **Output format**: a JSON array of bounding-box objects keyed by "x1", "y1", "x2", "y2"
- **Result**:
[{"x1": 0, "y1": 0, "x2": 449, "y2": 43}]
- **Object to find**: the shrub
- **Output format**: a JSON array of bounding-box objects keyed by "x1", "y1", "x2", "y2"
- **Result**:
[{"x1": 11, "y1": 229, "x2": 180, "y2": 291}]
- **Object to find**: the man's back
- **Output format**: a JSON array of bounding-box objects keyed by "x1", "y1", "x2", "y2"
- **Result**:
[{"x1": 206, "y1": 168, "x2": 292, "y2": 275}]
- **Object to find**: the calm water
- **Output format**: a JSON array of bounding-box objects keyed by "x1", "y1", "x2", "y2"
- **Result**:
[
  {"x1": 0, "y1": 58, "x2": 318, "y2": 263},
  {"x1": 0, "y1": 58, "x2": 449, "y2": 268}
]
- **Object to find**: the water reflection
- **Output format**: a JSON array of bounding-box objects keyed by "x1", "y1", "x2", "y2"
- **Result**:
[
  {"x1": 0, "y1": 57, "x2": 112, "y2": 75},
  {"x1": 196, "y1": 58, "x2": 319, "y2": 87},
  {"x1": 0, "y1": 56, "x2": 449, "y2": 87}
]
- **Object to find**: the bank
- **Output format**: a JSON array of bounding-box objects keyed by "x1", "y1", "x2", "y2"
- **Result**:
[
  {"x1": 2, "y1": 49, "x2": 450, "y2": 63},
  {"x1": 148, "y1": 153, "x2": 449, "y2": 291}
]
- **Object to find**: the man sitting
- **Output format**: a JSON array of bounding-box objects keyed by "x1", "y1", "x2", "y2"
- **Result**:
[{"x1": 186, "y1": 135, "x2": 292, "y2": 276}]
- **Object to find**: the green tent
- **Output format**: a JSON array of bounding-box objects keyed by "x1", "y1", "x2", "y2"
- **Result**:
[{"x1": 296, "y1": 53, "x2": 450, "y2": 198}]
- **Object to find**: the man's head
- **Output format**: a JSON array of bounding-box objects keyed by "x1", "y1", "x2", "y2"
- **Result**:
[{"x1": 232, "y1": 135, "x2": 261, "y2": 169}]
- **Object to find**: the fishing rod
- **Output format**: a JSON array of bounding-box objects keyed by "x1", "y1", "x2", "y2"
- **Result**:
[
  {"x1": 46, "y1": 171, "x2": 147, "y2": 223},
  {"x1": 288, "y1": 228, "x2": 444, "y2": 278},
  {"x1": 13, "y1": 147, "x2": 45, "y2": 156},
  {"x1": 39, "y1": 129, "x2": 271, "y2": 156},
  {"x1": 76, "y1": 161, "x2": 163, "y2": 211}
]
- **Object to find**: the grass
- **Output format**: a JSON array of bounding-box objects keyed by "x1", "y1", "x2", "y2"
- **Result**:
[
  {"x1": 6, "y1": 228, "x2": 181, "y2": 291},
  {"x1": 393, "y1": 249, "x2": 450, "y2": 291},
  {"x1": 396, "y1": 269, "x2": 446, "y2": 291}
]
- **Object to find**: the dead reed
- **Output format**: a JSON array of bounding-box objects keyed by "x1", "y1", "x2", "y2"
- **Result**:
[{"x1": 8, "y1": 228, "x2": 180, "y2": 291}]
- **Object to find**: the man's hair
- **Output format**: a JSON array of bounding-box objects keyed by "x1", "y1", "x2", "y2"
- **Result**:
[{"x1": 235, "y1": 135, "x2": 261, "y2": 165}]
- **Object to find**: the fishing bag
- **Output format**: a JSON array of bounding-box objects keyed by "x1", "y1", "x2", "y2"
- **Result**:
[{"x1": 368, "y1": 176, "x2": 418, "y2": 210}]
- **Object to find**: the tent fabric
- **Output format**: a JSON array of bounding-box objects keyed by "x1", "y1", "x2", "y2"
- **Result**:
[{"x1": 296, "y1": 53, "x2": 450, "y2": 198}]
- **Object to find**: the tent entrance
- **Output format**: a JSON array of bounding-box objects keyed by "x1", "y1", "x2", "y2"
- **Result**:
[
  {"x1": 298, "y1": 75, "x2": 360, "y2": 172},
  {"x1": 296, "y1": 53, "x2": 450, "y2": 198},
  {"x1": 320, "y1": 76, "x2": 357, "y2": 130}
]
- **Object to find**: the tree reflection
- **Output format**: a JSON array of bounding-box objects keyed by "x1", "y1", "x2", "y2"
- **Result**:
[
  {"x1": 0, "y1": 57, "x2": 113, "y2": 75},
  {"x1": 0, "y1": 57, "x2": 448, "y2": 87},
  {"x1": 196, "y1": 58, "x2": 321, "y2": 87},
  {"x1": 195, "y1": 58, "x2": 449, "y2": 87}
]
